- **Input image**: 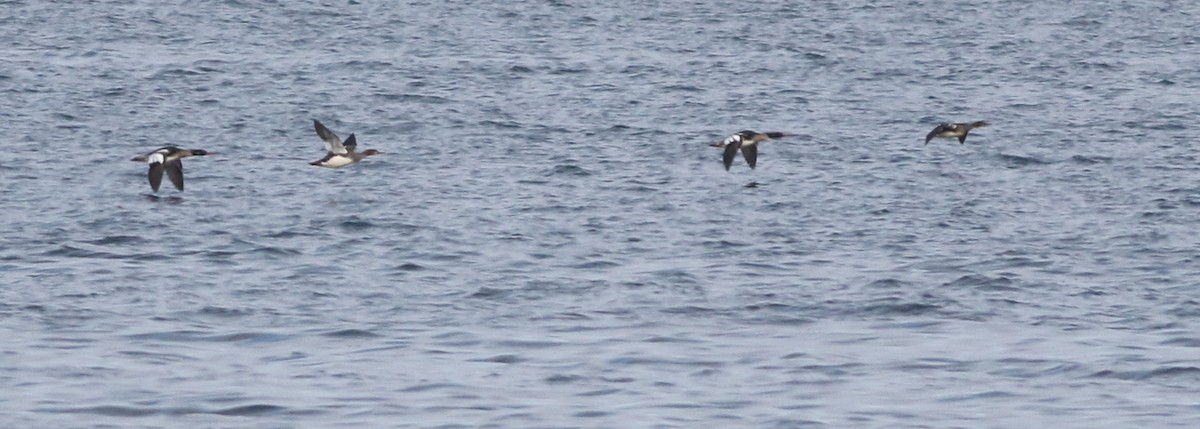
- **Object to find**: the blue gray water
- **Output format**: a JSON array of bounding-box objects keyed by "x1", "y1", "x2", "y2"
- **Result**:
[{"x1": 3, "y1": 0, "x2": 1199, "y2": 427}]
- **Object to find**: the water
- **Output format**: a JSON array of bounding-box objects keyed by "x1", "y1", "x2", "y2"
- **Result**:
[{"x1": 2, "y1": 0, "x2": 1199, "y2": 427}]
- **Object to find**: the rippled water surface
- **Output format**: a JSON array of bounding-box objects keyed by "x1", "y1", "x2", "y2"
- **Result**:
[{"x1": 3, "y1": 0, "x2": 1200, "y2": 427}]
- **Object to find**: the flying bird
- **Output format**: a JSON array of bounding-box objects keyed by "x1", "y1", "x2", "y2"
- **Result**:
[
  {"x1": 710, "y1": 130, "x2": 785, "y2": 170},
  {"x1": 925, "y1": 121, "x2": 989, "y2": 145},
  {"x1": 131, "y1": 147, "x2": 211, "y2": 192},
  {"x1": 310, "y1": 119, "x2": 382, "y2": 168}
]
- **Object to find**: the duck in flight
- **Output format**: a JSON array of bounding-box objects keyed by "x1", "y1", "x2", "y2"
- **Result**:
[
  {"x1": 925, "y1": 121, "x2": 989, "y2": 145},
  {"x1": 710, "y1": 130, "x2": 785, "y2": 170},
  {"x1": 310, "y1": 119, "x2": 382, "y2": 168},
  {"x1": 131, "y1": 147, "x2": 211, "y2": 192}
]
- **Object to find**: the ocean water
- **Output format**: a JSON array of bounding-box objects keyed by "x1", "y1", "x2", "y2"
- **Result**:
[{"x1": 2, "y1": 0, "x2": 1200, "y2": 427}]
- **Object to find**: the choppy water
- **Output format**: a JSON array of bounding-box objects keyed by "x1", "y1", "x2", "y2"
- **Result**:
[{"x1": 3, "y1": 0, "x2": 1200, "y2": 427}]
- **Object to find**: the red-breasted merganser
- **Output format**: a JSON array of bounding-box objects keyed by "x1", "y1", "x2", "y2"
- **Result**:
[
  {"x1": 310, "y1": 119, "x2": 382, "y2": 168},
  {"x1": 709, "y1": 130, "x2": 785, "y2": 170},
  {"x1": 130, "y1": 147, "x2": 211, "y2": 192},
  {"x1": 925, "y1": 121, "x2": 989, "y2": 145}
]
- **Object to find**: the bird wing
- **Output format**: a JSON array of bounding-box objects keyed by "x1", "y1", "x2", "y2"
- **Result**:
[
  {"x1": 342, "y1": 134, "x2": 358, "y2": 153},
  {"x1": 146, "y1": 152, "x2": 166, "y2": 192},
  {"x1": 742, "y1": 144, "x2": 758, "y2": 169},
  {"x1": 722, "y1": 140, "x2": 742, "y2": 171},
  {"x1": 958, "y1": 130, "x2": 970, "y2": 144},
  {"x1": 313, "y1": 119, "x2": 348, "y2": 155},
  {"x1": 165, "y1": 160, "x2": 185, "y2": 191},
  {"x1": 148, "y1": 163, "x2": 164, "y2": 192},
  {"x1": 924, "y1": 124, "x2": 949, "y2": 145}
]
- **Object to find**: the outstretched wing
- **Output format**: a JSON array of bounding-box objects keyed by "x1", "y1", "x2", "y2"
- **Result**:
[
  {"x1": 146, "y1": 152, "x2": 166, "y2": 192},
  {"x1": 742, "y1": 144, "x2": 758, "y2": 169},
  {"x1": 148, "y1": 163, "x2": 163, "y2": 192},
  {"x1": 313, "y1": 119, "x2": 348, "y2": 155},
  {"x1": 165, "y1": 161, "x2": 185, "y2": 191},
  {"x1": 342, "y1": 134, "x2": 358, "y2": 153},
  {"x1": 722, "y1": 140, "x2": 742, "y2": 171},
  {"x1": 925, "y1": 124, "x2": 950, "y2": 145}
]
